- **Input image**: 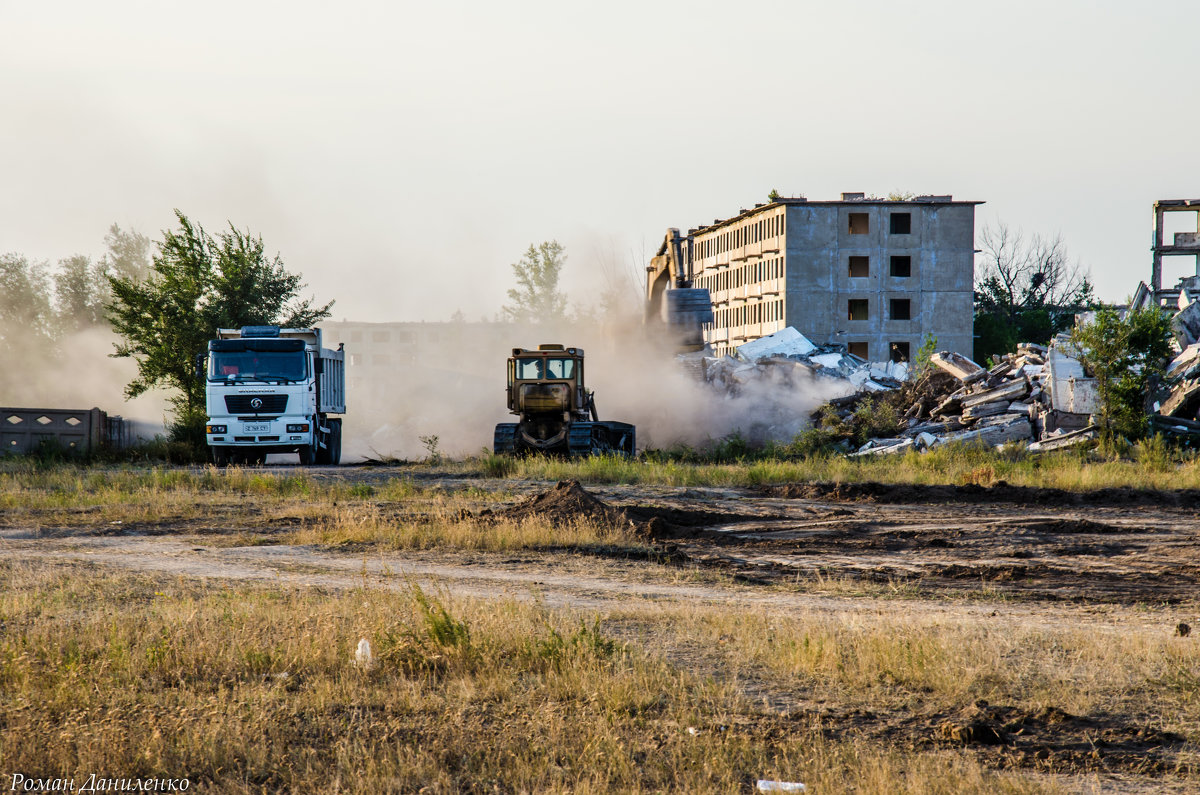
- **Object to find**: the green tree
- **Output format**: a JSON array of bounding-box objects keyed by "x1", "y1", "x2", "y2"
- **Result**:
[
  {"x1": 974, "y1": 223, "x2": 1095, "y2": 362},
  {"x1": 101, "y1": 223, "x2": 152, "y2": 283},
  {"x1": 1070, "y1": 307, "x2": 1173, "y2": 441},
  {"x1": 52, "y1": 226, "x2": 151, "y2": 334},
  {"x1": 53, "y1": 254, "x2": 110, "y2": 332},
  {"x1": 107, "y1": 211, "x2": 332, "y2": 443},
  {"x1": 0, "y1": 254, "x2": 58, "y2": 367},
  {"x1": 502, "y1": 241, "x2": 567, "y2": 323}
]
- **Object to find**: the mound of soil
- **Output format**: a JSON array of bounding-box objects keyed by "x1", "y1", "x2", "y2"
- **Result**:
[
  {"x1": 489, "y1": 480, "x2": 636, "y2": 530},
  {"x1": 484, "y1": 481, "x2": 747, "y2": 544},
  {"x1": 928, "y1": 700, "x2": 1186, "y2": 775},
  {"x1": 765, "y1": 481, "x2": 1200, "y2": 508}
]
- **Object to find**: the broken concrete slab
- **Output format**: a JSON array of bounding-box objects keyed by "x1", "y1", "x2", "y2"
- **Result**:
[
  {"x1": 736, "y1": 326, "x2": 816, "y2": 361},
  {"x1": 960, "y1": 378, "x2": 1030, "y2": 410},
  {"x1": 850, "y1": 438, "x2": 914, "y2": 457},
  {"x1": 1172, "y1": 300, "x2": 1200, "y2": 348},
  {"x1": 902, "y1": 418, "x2": 966, "y2": 437},
  {"x1": 1028, "y1": 426, "x2": 1098, "y2": 453},
  {"x1": 1168, "y1": 343, "x2": 1200, "y2": 380},
  {"x1": 1160, "y1": 379, "x2": 1200, "y2": 419},
  {"x1": 930, "y1": 351, "x2": 985, "y2": 382},
  {"x1": 960, "y1": 401, "x2": 1012, "y2": 422},
  {"x1": 810, "y1": 352, "x2": 847, "y2": 369},
  {"x1": 940, "y1": 414, "x2": 1034, "y2": 447},
  {"x1": 1046, "y1": 346, "x2": 1099, "y2": 415},
  {"x1": 913, "y1": 431, "x2": 939, "y2": 450}
]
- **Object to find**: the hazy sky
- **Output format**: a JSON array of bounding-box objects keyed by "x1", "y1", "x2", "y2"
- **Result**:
[{"x1": 3, "y1": 1, "x2": 1199, "y2": 322}]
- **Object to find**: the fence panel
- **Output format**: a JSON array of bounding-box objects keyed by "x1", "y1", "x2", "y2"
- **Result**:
[{"x1": 0, "y1": 407, "x2": 106, "y2": 454}]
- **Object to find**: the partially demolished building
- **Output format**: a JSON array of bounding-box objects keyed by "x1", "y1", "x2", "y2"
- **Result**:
[{"x1": 647, "y1": 193, "x2": 981, "y2": 361}]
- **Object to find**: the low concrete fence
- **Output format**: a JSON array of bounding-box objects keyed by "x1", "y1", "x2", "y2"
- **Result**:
[{"x1": 1, "y1": 407, "x2": 128, "y2": 455}]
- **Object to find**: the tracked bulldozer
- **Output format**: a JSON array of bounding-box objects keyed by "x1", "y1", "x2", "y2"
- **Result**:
[{"x1": 493, "y1": 344, "x2": 635, "y2": 456}]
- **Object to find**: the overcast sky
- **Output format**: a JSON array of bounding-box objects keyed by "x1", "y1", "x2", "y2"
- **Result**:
[{"x1": 3, "y1": 1, "x2": 1198, "y2": 322}]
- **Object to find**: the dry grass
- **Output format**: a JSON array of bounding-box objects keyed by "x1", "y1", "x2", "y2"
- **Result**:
[
  {"x1": 284, "y1": 508, "x2": 646, "y2": 553},
  {"x1": 488, "y1": 446, "x2": 1200, "y2": 492},
  {"x1": 642, "y1": 604, "x2": 1200, "y2": 727},
  {"x1": 0, "y1": 462, "x2": 654, "y2": 555},
  {"x1": 0, "y1": 561, "x2": 1060, "y2": 794}
]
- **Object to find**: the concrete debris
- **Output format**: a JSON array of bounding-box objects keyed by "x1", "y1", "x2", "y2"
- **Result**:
[
  {"x1": 930, "y1": 351, "x2": 985, "y2": 382},
  {"x1": 1028, "y1": 426, "x2": 1098, "y2": 453},
  {"x1": 1167, "y1": 343, "x2": 1200, "y2": 380},
  {"x1": 735, "y1": 326, "x2": 816, "y2": 360},
  {"x1": 1149, "y1": 414, "x2": 1200, "y2": 448},
  {"x1": 1172, "y1": 300, "x2": 1200, "y2": 347},
  {"x1": 699, "y1": 283, "x2": 1200, "y2": 455},
  {"x1": 829, "y1": 340, "x2": 1092, "y2": 454},
  {"x1": 697, "y1": 326, "x2": 905, "y2": 395}
]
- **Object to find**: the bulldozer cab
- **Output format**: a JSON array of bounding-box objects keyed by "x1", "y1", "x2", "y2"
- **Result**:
[{"x1": 507, "y1": 345, "x2": 586, "y2": 416}]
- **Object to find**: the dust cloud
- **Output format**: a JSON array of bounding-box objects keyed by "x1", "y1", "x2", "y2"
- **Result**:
[
  {"x1": 325, "y1": 315, "x2": 849, "y2": 462},
  {"x1": 0, "y1": 326, "x2": 168, "y2": 439}
]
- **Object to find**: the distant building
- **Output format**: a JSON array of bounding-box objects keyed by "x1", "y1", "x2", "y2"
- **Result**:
[
  {"x1": 321, "y1": 320, "x2": 497, "y2": 402},
  {"x1": 649, "y1": 193, "x2": 981, "y2": 361}
]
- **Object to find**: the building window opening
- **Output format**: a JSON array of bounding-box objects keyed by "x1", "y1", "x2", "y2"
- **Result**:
[
  {"x1": 890, "y1": 341, "x2": 911, "y2": 363},
  {"x1": 848, "y1": 299, "x2": 869, "y2": 321},
  {"x1": 848, "y1": 256, "x2": 869, "y2": 278},
  {"x1": 848, "y1": 213, "x2": 869, "y2": 235},
  {"x1": 848, "y1": 341, "x2": 868, "y2": 359},
  {"x1": 890, "y1": 255, "x2": 912, "y2": 277},
  {"x1": 890, "y1": 299, "x2": 912, "y2": 320},
  {"x1": 889, "y1": 213, "x2": 912, "y2": 234}
]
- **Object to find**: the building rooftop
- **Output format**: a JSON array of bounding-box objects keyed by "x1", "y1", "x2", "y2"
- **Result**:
[{"x1": 690, "y1": 194, "x2": 984, "y2": 236}]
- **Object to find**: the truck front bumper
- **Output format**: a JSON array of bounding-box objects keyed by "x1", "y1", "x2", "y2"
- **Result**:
[{"x1": 206, "y1": 416, "x2": 313, "y2": 449}]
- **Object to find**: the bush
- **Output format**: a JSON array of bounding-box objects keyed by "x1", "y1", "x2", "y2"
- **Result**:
[{"x1": 1071, "y1": 307, "x2": 1173, "y2": 441}]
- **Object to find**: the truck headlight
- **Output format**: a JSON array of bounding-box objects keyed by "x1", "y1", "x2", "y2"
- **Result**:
[
  {"x1": 206, "y1": 425, "x2": 227, "y2": 434},
  {"x1": 287, "y1": 423, "x2": 309, "y2": 433}
]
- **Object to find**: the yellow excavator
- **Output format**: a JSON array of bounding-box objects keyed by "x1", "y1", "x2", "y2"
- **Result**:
[
  {"x1": 645, "y1": 228, "x2": 713, "y2": 353},
  {"x1": 493, "y1": 344, "x2": 635, "y2": 456}
]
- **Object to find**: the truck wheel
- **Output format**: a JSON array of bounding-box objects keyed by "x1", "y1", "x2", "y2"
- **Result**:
[
  {"x1": 298, "y1": 444, "x2": 316, "y2": 466},
  {"x1": 315, "y1": 429, "x2": 332, "y2": 465},
  {"x1": 329, "y1": 419, "x2": 342, "y2": 465}
]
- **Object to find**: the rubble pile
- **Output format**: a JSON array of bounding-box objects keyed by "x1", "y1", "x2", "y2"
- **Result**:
[
  {"x1": 1150, "y1": 342, "x2": 1200, "y2": 446},
  {"x1": 689, "y1": 290, "x2": 1200, "y2": 454},
  {"x1": 690, "y1": 326, "x2": 907, "y2": 395},
  {"x1": 833, "y1": 341, "x2": 1108, "y2": 455}
]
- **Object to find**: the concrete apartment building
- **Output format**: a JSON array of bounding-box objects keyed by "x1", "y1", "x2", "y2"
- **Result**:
[{"x1": 676, "y1": 193, "x2": 981, "y2": 361}]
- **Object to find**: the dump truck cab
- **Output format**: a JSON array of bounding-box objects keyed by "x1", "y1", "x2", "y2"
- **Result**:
[{"x1": 495, "y1": 344, "x2": 634, "y2": 456}]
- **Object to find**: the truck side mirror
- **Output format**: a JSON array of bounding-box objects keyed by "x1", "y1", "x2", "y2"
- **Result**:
[{"x1": 194, "y1": 353, "x2": 206, "y2": 381}]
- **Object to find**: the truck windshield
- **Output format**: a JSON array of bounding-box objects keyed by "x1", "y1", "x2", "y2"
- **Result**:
[{"x1": 209, "y1": 351, "x2": 307, "y2": 382}]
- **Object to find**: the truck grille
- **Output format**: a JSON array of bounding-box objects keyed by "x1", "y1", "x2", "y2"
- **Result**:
[{"x1": 225, "y1": 395, "x2": 288, "y2": 414}]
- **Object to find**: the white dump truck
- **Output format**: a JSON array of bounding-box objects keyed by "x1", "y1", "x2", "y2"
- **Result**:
[{"x1": 201, "y1": 325, "x2": 345, "y2": 466}]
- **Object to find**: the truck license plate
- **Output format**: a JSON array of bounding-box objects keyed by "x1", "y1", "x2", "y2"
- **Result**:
[{"x1": 243, "y1": 422, "x2": 271, "y2": 434}]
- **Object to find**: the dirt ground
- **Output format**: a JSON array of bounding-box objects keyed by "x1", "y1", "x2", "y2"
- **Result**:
[{"x1": 4, "y1": 466, "x2": 1200, "y2": 791}]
